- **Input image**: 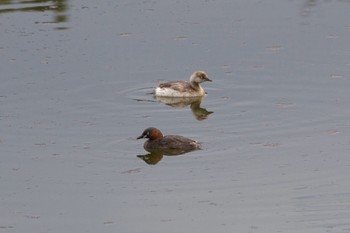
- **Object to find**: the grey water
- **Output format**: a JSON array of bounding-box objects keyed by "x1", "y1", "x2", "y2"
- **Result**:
[{"x1": 1, "y1": 0, "x2": 350, "y2": 232}]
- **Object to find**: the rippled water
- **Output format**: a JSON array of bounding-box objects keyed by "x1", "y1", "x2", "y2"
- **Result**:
[{"x1": 1, "y1": 0, "x2": 350, "y2": 232}]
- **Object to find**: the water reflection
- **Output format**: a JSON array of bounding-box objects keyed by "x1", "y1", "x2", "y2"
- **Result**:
[
  {"x1": 301, "y1": 0, "x2": 317, "y2": 17},
  {"x1": 154, "y1": 96, "x2": 213, "y2": 121},
  {"x1": 137, "y1": 148, "x2": 197, "y2": 165},
  {"x1": 0, "y1": 0, "x2": 69, "y2": 28},
  {"x1": 300, "y1": 0, "x2": 349, "y2": 17}
]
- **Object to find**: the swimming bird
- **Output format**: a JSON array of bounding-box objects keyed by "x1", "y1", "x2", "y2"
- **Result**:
[
  {"x1": 154, "y1": 71, "x2": 212, "y2": 97},
  {"x1": 137, "y1": 127, "x2": 201, "y2": 154}
]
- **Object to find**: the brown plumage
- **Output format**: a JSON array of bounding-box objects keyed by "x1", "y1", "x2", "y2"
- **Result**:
[{"x1": 137, "y1": 127, "x2": 201, "y2": 154}]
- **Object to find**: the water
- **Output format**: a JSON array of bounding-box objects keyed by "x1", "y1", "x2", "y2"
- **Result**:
[{"x1": 1, "y1": 0, "x2": 350, "y2": 232}]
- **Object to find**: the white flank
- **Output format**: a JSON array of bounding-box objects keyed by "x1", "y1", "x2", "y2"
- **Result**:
[{"x1": 154, "y1": 86, "x2": 204, "y2": 97}]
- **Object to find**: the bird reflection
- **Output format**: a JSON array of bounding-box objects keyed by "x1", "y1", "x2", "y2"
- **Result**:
[
  {"x1": 301, "y1": 0, "x2": 318, "y2": 17},
  {"x1": 137, "y1": 148, "x2": 197, "y2": 165},
  {"x1": 137, "y1": 152, "x2": 163, "y2": 165},
  {"x1": 0, "y1": 0, "x2": 69, "y2": 28},
  {"x1": 154, "y1": 96, "x2": 213, "y2": 121}
]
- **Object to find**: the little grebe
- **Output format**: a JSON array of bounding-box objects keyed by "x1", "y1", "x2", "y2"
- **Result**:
[
  {"x1": 137, "y1": 127, "x2": 201, "y2": 153},
  {"x1": 154, "y1": 71, "x2": 212, "y2": 97}
]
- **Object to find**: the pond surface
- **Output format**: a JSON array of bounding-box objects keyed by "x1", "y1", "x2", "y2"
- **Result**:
[{"x1": 1, "y1": 0, "x2": 350, "y2": 232}]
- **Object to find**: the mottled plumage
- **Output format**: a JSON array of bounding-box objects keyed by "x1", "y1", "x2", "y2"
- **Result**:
[{"x1": 154, "y1": 71, "x2": 212, "y2": 97}]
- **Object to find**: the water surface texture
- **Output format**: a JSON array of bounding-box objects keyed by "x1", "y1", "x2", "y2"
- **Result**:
[{"x1": 1, "y1": 0, "x2": 350, "y2": 232}]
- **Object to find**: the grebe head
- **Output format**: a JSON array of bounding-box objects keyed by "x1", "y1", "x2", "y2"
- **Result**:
[
  {"x1": 189, "y1": 71, "x2": 212, "y2": 84},
  {"x1": 137, "y1": 127, "x2": 164, "y2": 140}
]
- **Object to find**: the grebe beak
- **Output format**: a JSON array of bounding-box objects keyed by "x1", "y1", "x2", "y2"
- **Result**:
[{"x1": 137, "y1": 134, "x2": 146, "y2": 139}]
